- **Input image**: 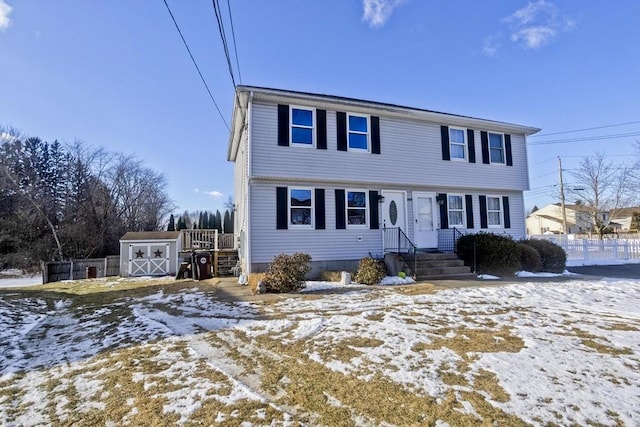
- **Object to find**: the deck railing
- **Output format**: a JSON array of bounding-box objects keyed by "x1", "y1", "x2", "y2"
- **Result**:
[
  {"x1": 180, "y1": 230, "x2": 235, "y2": 251},
  {"x1": 437, "y1": 227, "x2": 465, "y2": 253}
]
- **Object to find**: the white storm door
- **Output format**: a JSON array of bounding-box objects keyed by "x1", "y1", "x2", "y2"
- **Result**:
[
  {"x1": 381, "y1": 191, "x2": 406, "y2": 231},
  {"x1": 413, "y1": 192, "x2": 438, "y2": 248}
]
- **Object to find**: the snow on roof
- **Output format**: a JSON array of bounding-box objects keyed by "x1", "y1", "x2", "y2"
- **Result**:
[{"x1": 120, "y1": 231, "x2": 181, "y2": 241}]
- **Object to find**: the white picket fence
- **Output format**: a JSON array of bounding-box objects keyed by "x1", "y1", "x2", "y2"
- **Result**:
[{"x1": 530, "y1": 235, "x2": 640, "y2": 262}]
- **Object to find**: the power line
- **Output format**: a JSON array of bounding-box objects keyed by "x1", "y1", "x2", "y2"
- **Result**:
[
  {"x1": 226, "y1": 0, "x2": 242, "y2": 85},
  {"x1": 213, "y1": 0, "x2": 237, "y2": 88},
  {"x1": 162, "y1": 0, "x2": 229, "y2": 130},
  {"x1": 529, "y1": 121, "x2": 640, "y2": 138},
  {"x1": 529, "y1": 131, "x2": 640, "y2": 146}
]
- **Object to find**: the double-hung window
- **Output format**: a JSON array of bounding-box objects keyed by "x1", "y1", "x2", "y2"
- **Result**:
[
  {"x1": 289, "y1": 188, "x2": 313, "y2": 227},
  {"x1": 347, "y1": 190, "x2": 368, "y2": 226},
  {"x1": 489, "y1": 132, "x2": 505, "y2": 164},
  {"x1": 291, "y1": 107, "x2": 315, "y2": 146},
  {"x1": 347, "y1": 114, "x2": 369, "y2": 151},
  {"x1": 487, "y1": 196, "x2": 502, "y2": 227},
  {"x1": 448, "y1": 195, "x2": 465, "y2": 227},
  {"x1": 449, "y1": 127, "x2": 466, "y2": 160}
]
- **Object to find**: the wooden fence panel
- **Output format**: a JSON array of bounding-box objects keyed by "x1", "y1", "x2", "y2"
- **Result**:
[{"x1": 43, "y1": 256, "x2": 121, "y2": 284}]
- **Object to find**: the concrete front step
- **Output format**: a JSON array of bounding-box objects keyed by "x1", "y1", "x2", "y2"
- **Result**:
[{"x1": 396, "y1": 251, "x2": 473, "y2": 280}]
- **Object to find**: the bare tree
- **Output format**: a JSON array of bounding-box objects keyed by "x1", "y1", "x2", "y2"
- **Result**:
[{"x1": 569, "y1": 152, "x2": 631, "y2": 238}]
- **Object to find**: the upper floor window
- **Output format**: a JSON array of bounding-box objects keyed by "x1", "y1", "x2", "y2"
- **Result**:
[
  {"x1": 487, "y1": 196, "x2": 502, "y2": 227},
  {"x1": 489, "y1": 132, "x2": 505, "y2": 164},
  {"x1": 291, "y1": 107, "x2": 315, "y2": 146},
  {"x1": 348, "y1": 114, "x2": 369, "y2": 151},
  {"x1": 347, "y1": 190, "x2": 368, "y2": 227},
  {"x1": 290, "y1": 188, "x2": 313, "y2": 227},
  {"x1": 448, "y1": 195, "x2": 465, "y2": 227},
  {"x1": 449, "y1": 127, "x2": 466, "y2": 160}
]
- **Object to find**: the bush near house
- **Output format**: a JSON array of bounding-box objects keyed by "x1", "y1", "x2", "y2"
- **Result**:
[
  {"x1": 456, "y1": 233, "x2": 520, "y2": 276},
  {"x1": 517, "y1": 242, "x2": 543, "y2": 272},
  {"x1": 264, "y1": 253, "x2": 311, "y2": 293},
  {"x1": 354, "y1": 257, "x2": 386, "y2": 285},
  {"x1": 521, "y1": 239, "x2": 567, "y2": 273}
]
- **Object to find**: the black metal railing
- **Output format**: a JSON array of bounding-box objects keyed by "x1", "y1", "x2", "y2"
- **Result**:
[
  {"x1": 437, "y1": 227, "x2": 466, "y2": 253},
  {"x1": 383, "y1": 227, "x2": 417, "y2": 279}
]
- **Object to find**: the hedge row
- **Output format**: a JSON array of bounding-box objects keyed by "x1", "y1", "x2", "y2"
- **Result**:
[{"x1": 456, "y1": 233, "x2": 567, "y2": 275}]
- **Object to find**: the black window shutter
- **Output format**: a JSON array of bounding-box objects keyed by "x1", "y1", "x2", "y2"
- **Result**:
[
  {"x1": 438, "y1": 193, "x2": 448, "y2": 229},
  {"x1": 336, "y1": 112, "x2": 347, "y2": 151},
  {"x1": 440, "y1": 126, "x2": 450, "y2": 161},
  {"x1": 505, "y1": 134, "x2": 513, "y2": 166},
  {"x1": 316, "y1": 109, "x2": 327, "y2": 150},
  {"x1": 503, "y1": 196, "x2": 511, "y2": 229},
  {"x1": 315, "y1": 189, "x2": 325, "y2": 229},
  {"x1": 467, "y1": 129, "x2": 476, "y2": 163},
  {"x1": 479, "y1": 196, "x2": 488, "y2": 228},
  {"x1": 371, "y1": 116, "x2": 381, "y2": 154},
  {"x1": 465, "y1": 195, "x2": 474, "y2": 229},
  {"x1": 276, "y1": 187, "x2": 288, "y2": 229},
  {"x1": 369, "y1": 190, "x2": 379, "y2": 229},
  {"x1": 335, "y1": 189, "x2": 346, "y2": 229},
  {"x1": 277, "y1": 105, "x2": 289, "y2": 147},
  {"x1": 481, "y1": 131, "x2": 490, "y2": 164}
]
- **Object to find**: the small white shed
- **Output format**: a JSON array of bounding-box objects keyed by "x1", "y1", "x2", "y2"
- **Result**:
[{"x1": 119, "y1": 231, "x2": 182, "y2": 277}]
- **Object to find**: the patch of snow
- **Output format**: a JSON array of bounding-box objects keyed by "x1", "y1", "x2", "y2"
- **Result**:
[
  {"x1": 477, "y1": 274, "x2": 500, "y2": 280},
  {"x1": 0, "y1": 275, "x2": 42, "y2": 288},
  {"x1": 515, "y1": 270, "x2": 577, "y2": 278},
  {"x1": 379, "y1": 276, "x2": 416, "y2": 285},
  {"x1": 301, "y1": 280, "x2": 365, "y2": 293}
]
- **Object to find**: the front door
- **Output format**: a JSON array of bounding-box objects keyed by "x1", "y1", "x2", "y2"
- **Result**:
[
  {"x1": 381, "y1": 190, "x2": 406, "y2": 231},
  {"x1": 413, "y1": 192, "x2": 438, "y2": 249}
]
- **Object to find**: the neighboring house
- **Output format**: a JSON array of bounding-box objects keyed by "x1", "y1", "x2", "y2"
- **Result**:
[
  {"x1": 228, "y1": 86, "x2": 540, "y2": 274},
  {"x1": 526, "y1": 203, "x2": 611, "y2": 235},
  {"x1": 609, "y1": 207, "x2": 640, "y2": 232}
]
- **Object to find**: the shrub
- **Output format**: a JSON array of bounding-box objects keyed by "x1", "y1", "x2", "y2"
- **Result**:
[
  {"x1": 354, "y1": 257, "x2": 386, "y2": 285},
  {"x1": 456, "y1": 233, "x2": 520, "y2": 276},
  {"x1": 521, "y1": 239, "x2": 566, "y2": 273},
  {"x1": 517, "y1": 242, "x2": 542, "y2": 272},
  {"x1": 264, "y1": 252, "x2": 311, "y2": 293}
]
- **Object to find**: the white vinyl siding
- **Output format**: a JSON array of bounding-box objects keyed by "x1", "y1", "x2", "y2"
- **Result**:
[
  {"x1": 250, "y1": 102, "x2": 530, "y2": 192},
  {"x1": 250, "y1": 182, "x2": 380, "y2": 264}
]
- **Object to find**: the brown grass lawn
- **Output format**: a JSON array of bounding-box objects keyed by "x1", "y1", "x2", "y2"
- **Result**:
[{"x1": 0, "y1": 277, "x2": 638, "y2": 426}]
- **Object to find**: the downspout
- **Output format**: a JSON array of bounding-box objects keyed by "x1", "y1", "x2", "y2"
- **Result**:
[{"x1": 246, "y1": 91, "x2": 253, "y2": 274}]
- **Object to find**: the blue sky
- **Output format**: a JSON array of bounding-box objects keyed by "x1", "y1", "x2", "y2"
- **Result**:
[{"x1": 1, "y1": 0, "x2": 638, "y2": 217}]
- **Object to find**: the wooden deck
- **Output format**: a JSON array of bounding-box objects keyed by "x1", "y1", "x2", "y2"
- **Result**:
[{"x1": 180, "y1": 230, "x2": 235, "y2": 251}]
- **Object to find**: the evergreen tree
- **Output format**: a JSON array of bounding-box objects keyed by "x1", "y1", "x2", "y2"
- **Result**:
[
  {"x1": 207, "y1": 211, "x2": 216, "y2": 229},
  {"x1": 223, "y1": 210, "x2": 232, "y2": 233},
  {"x1": 167, "y1": 214, "x2": 175, "y2": 231},
  {"x1": 215, "y1": 210, "x2": 222, "y2": 232},
  {"x1": 198, "y1": 211, "x2": 204, "y2": 229}
]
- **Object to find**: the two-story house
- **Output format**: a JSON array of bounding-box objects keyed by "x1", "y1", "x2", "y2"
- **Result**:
[{"x1": 228, "y1": 86, "x2": 540, "y2": 274}]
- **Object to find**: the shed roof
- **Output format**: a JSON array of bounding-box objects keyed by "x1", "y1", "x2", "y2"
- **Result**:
[{"x1": 120, "y1": 231, "x2": 181, "y2": 241}]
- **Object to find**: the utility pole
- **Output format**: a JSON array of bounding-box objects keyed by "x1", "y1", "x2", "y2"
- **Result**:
[{"x1": 558, "y1": 157, "x2": 568, "y2": 234}]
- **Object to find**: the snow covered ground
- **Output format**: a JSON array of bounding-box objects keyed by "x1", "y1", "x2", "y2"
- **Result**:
[{"x1": 0, "y1": 277, "x2": 638, "y2": 425}]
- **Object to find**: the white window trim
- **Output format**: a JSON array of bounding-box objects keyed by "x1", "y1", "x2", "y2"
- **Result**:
[
  {"x1": 347, "y1": 113, "x2": 370, "y2": 153},
  {"x1": 449, "y1": 127, "x2": 467, "y2": 161},
  {"x1": 486, "y1": 195, "x2": 503, "y2": 228},
  {"x1": 288, "y1": 187, "x2": 314, "y2": 229},
  {"x1": 488, "y1": 132, "x2": 505, "y2": 165},
  {"x1": 346, "y1": 189, "x2": 369, "y2": 228},
  {"x1": 447, "y1": 194, "x2": 466, "y2": 228},
  {"x1": 290, "y1": 105, "x2": 316, "y2": 148}
]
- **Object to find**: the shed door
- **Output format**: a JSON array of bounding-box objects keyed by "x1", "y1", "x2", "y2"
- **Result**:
[{"x1": 128, "y1": 243, "x2": 171, "y2": 276}]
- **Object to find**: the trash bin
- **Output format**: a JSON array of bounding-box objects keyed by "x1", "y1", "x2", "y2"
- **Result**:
[{"x1": 193, "y1": 252, "x2": 212, "y2": 280}]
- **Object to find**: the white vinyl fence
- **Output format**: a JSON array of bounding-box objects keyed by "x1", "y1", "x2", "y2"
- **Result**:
[{"x1": 530, "y1": 235, "x2": 640, "y2": 262}]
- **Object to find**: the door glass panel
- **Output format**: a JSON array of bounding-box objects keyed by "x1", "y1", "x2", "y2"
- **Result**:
[
  {"x1": 389, "y1": 200, "x2": 398, "y2": 225},
  {"x1": 418, "y1": 197, "x2": 433, "y2": 231}
]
